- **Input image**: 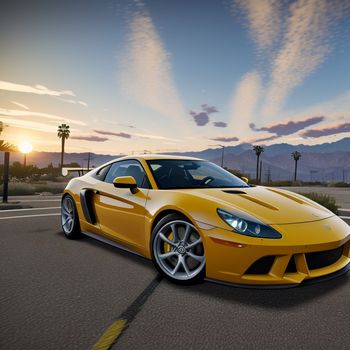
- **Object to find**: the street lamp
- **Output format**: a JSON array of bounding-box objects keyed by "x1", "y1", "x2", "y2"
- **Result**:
[
  {"x1": 209, "y1": 144, "x2": 225, "y2": 167},
  {"x1": 19, "y1": 141, "x2": 33, "y2": 167}
]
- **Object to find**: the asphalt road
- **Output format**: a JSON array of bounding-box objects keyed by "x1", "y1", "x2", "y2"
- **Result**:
[{"x1": 1, "y1": 194, "x2": 350, "y2": 350}]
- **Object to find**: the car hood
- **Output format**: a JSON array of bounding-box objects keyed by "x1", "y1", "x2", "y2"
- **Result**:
[{"x1": 183, "y1": 186, "x2": 334, "y2": 225}]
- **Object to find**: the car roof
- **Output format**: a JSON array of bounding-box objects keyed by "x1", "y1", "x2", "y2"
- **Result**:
[{"x1": 109, "y1": 154, "x2": 204, "y2": 162}]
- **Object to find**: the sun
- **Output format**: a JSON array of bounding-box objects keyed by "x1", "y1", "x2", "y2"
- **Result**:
[{"x1": 19, "y1": 141, "x2": 33, "y2": 154}]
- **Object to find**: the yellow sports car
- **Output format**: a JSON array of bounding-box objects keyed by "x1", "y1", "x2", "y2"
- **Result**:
[{"x1": 61, "y1": 155, "x2": 350, "y2": 286}]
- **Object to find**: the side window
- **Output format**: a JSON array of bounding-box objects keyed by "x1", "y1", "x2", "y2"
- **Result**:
[
  {"x1": 104, "y1": 160, "x2": 150, "y2": 189},
  {"x1": 92, "y1": 164, "x2": 111, "y2": 181}
]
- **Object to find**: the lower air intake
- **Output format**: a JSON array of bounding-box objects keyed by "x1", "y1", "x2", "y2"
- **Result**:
[
  {"x1": 245, "y1": 256, "x2": 275, "y2": 274},
  {"x1": 305, "y1": 246, "x2": 344, "y2": 270}
]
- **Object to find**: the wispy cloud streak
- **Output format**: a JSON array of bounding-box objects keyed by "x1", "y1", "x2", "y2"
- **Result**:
[
  {"x1": 233, "y1": 0, "x2": 283, "y2": 51},
  {"x1": 210, "y1": 136, "x2": 239, "y2": 143},
  {"x1": 0, "y1": 108, "x2": 86, "y2": 126},
  {"x1": 71, "y1": 135, "x2": 109, "y2": 142},
  {"x1": 10, "y1": 101, "x2": 30, "y2": 110},
  {"x1": 230, "y1": 71, "x2": 261, "y2": 128},
  {"x1": 94, "y1": 130, "x2": 132, "y2": 138},
  {"x1": 120, "y1": 9, "x2": 185, "y2": 121},
  {"x1": 0, "y1": 81, "x2": 75, "y2": 97},
  {"x1": 262, "y1": 0, "x2": 350, "y2": 118}
]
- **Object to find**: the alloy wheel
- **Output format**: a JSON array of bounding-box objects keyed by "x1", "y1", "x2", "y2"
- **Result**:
[
  {"x1": 153, "y1": 220, "x2": 205, "y2": 281},
  {"x1": 61, "y1": 196, "x2": 75, "y2": 235}
]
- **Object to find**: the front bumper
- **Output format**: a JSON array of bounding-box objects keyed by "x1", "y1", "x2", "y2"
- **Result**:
[{"x1": 200, "y1": 216, "x2": 350, "y2": 286}]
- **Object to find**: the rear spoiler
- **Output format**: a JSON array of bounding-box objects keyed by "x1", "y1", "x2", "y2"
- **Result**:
[{"x1": 62, "y1": 167, "x2": 91, "y2": 177}]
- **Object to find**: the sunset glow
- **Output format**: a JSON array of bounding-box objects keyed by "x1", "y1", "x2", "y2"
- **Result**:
[{"x1": 19, "y1": 141, "x2": 33, "y2": 154}]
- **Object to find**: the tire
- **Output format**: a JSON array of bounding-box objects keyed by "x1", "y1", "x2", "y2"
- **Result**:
[
  {"x1": 151, "y1": 213, "x2": 206, "y2": 285},
  {"x1": 61, "y1": 194, "x2": 81, "y2": 239}
]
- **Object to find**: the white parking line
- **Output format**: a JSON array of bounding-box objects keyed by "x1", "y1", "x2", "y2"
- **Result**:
[
  {"x1": 16, "y1": 199, "x2": 61, "y2": 202},
  {"x1": 0, "y1": 213, "x2": 60, "y2": 220},
  {"x1": 340, "y1": 208, "x2": 350, "y2": 212},
  {"x1": 340, "y1": 216, "x2": 350, "y2": 220},
  {"x1": 0, "y1": 207, "x2": 60, "y2": 213}
]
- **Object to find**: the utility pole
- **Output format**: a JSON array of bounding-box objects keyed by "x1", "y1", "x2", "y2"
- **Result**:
[
  {"x1": 259, "y1": 160, "x2": 262, "y2": 184},
  {"x1": 220, "y1": 145, "x2": 225, "y2": 168},
  {"x1": 2, "y1": 152, "x2": 10, "y2": 203},
  {"x1": 267, "y1": 167, "x2": 271, "y2": 184},
  {"x1": 83, "y1": 152, "x2": 94, "y2": 172}
]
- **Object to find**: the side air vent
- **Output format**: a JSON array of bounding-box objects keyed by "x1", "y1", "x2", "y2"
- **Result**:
[
  {"x1": 80, "y1": 189, "x2": 97, "y2": 224},
  {"x1": 222, "y1": 190, "x2": 247, "y2": 194}
]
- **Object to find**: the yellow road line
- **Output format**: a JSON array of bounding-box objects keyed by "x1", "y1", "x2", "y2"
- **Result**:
[{"x1": 91, "y1": 319, "x2": 127, "y2": 350}]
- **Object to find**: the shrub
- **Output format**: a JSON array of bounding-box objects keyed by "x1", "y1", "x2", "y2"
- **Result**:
[
  {"x1": 332, "y1": 182, "x2": 350, "y2": 188},
  {"x1": 33, "y1": 183, "x2": 66, "y2": 194},
  {"x1": 0, "y1": 183, "x2": 36, "y2": 196},
  {"x1": 300, "y1": 192, "x2": 339, "y2": 214},
  {"x1": 0, "y1": 181, "x2": 67, "y2": 196}
]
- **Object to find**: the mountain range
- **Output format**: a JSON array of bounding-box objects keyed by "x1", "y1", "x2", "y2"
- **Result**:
[{"x1": 2, "y1": 137, "x2": 350, "y2": 182}]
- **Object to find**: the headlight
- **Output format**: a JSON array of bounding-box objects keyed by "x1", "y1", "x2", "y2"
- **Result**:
[{"x1": 217, "y1": 208, "x2": 282, "y2": 239}]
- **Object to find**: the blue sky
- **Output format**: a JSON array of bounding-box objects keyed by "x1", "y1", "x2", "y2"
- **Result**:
[{"x1": 0, "y1": 0, "x2": 350, "y2": 154}]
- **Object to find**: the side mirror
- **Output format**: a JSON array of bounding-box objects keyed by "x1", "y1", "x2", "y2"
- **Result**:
[
  {"x1": 113, "y1": 176, "x2": 138, "y2": 193},
  {"x1": 241, "y1": 176, "x2": 249, "y2": 183}
]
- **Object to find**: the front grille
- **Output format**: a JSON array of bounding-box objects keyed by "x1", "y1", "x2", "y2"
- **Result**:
[
  {"x1": 244, "y1": 245, "x2": 344, "y2": 277},
  {"x1": 245, "y1": 256, "x2": 275, "y2": 274},
  {"x1": 305, "y1": 246, "x2": 344, "y2": 270},
  {"x1": 286, "y1": 256, "x2": 297, "y2": 273}
]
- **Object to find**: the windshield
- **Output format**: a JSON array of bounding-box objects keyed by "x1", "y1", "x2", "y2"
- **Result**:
[{"x1": 147, "y1": 159, "x2": 249, "y2": 189}]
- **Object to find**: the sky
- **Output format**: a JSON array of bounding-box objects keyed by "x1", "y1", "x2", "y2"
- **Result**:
[{"x1": 0, "y1": 0, "x2": 350, "y2": 155}]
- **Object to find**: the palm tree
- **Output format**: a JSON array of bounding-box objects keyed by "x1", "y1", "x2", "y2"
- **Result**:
[
  {"x1": 0, "y1": 140, "x2": 16, "y2": 152},
  {"x1": 1, "y1": 140, "x2": 16, "y2": 203},
  {"x1": 57, "y1": 124, "x2": 70, "y2": 172},
  {"x1": 292, "y1": 151, "x2": 302, "y2": 181},
  {"x1": 253, "y1": 145, "x2": 264, "y2": 184}
]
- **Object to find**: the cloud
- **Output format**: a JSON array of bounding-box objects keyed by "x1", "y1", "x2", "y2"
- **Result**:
[
  {"x1": 122, "y1": 124, "x2": 136, "y2": 129},
  {"x1": 233, "y1": 0, "x2": 283, "y2": 51},
  {"x1": 0, "y1": 108, "x2": 86, "y2": 126},
  {"x1": 94, "y1": 130, "x2": 132, "y2": 139},
  {"x1": 210, "y1": 136, "x2": 239, "y2": 142},
  {"x1": 250, "y1": 116, "x2": 324, "y2": 136},
  {"x1": 132, "y1": 132, "x2": 179, "y2": 141},
  {"x1": 213, "y1": 122, "x2": 227, "y2": 128},
  {"x1": 57, "y1": 98, "x2": 88, "y2": 107},
  {"x1": 0, "y1": 80, "x2": 75, "y2": 97},
  {"x1": 191, "y1": 112, "x2": 209, "y2": 126},
  {"x1": 261, "y1": 0, "x2": 350, "y2": 118},
  {"x1": 71, "y1": 135, "x2": 109, "y2": 142},
  {"x1": 94, "y1": 129, "x2": 178, "y2": 141},
  {"x1": 10, "y1": 101, "x2": 30, "y2": 110},
  {"x1": 190, "y1": 104, "x2": 220, "y2": 126},
  {"x1": 201, "y1": 104, "x2": 219, "y2": 114},
  {"x1": 230, "y1": 71, "x2": 261, "y2": 128},
  {"x1": 250, "y1": 134, "x2": 280, "y2": 143},
  {"x1": 120, "y1": 10, "x2": 185, "y2": 121},
  {"x1": 301, "y1": 122, "x2": 350, "y2": 138},
  {"x1": 0, "y1": 117, "x2": 58, "y2": 133}
]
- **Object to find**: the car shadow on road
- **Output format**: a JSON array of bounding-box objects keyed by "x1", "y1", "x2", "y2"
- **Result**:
[{"x1": 176, "y1": 274, "x2": 349, "y2": 309}]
